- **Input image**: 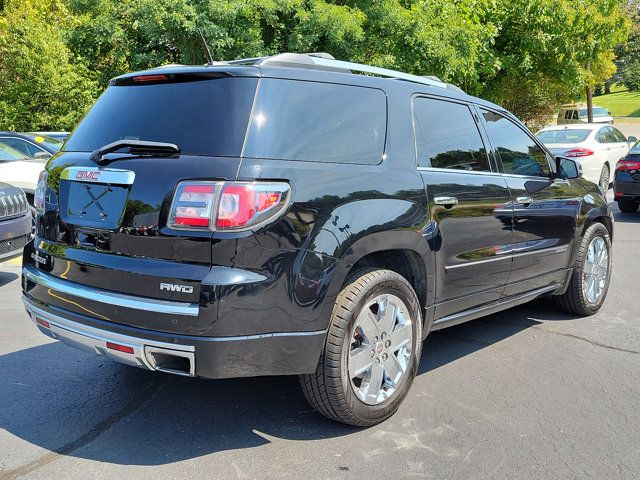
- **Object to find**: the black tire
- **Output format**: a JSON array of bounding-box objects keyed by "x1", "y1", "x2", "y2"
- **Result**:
[
  {"x1": 599, "y1": 164, "x2": 610, "y2": 191},
  {"x1": 617, "y1": 198, "x2": 638, "y2": 213},
  {"x1": 299, "y1": 268, "x2": 423, "y2": 427},
  {"x1": 554, "y1": 223, "x2": 612, "y2": 316}
]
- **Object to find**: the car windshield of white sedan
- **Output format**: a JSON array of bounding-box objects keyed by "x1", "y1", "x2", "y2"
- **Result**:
[
  {"x1": 537, "y1": 129, "x2": 591, "y2": 144},
  {"x1": 0, "y1": 142, "x2": 28, "y2": 161},
  {"x1": 578, "y1": 107, "x2": 608, "y2": 118}
]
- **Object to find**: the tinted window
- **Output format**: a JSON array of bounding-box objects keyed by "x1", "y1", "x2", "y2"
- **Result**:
[
  {"x1": 244, "y1": 79, "x2": 386, "y2": 164},
  {"x1": 596, "y1": 126, "x2": 618, "y2": 143},
  {"x1": 536, "y1": 129, "x2": 591, "y2": 144},
  {"x1": 65, "y1": 77, "x2": 258, "y2": 156},
  {"x1": 611, "y1": 127, "x2": 627, "y2": 143},
  {"x1": 0, "y1": 142, "x2": 27, "y2": 161},
  {"x1": 0, "y1": 138, "x2": 37, "y2": 157},
  {"x1": 481, "y1": 110, "x2": 549, "y2": 177},
  {"x1": 572, "y1": 110, "x2": 579, "y2": 120},
  {"x1": 413, "y1": 98, "x2": 489, "y2": 171}
]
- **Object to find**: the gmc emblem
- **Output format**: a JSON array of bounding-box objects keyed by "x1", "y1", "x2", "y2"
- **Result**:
[
  {"x1": 76, "y1": 171, "x2": 102, "y2": 181},
  {"x1": 160, "y1": 283, "x2": 194, "y2": 294}
]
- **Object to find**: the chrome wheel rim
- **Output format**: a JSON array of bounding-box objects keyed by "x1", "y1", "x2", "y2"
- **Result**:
[
  {"x1": 582, "y1": 236, "x2": 609, "y2": 304},
  {"x1": 348, "y1": 294, "x2": 413, "y2": 406}
]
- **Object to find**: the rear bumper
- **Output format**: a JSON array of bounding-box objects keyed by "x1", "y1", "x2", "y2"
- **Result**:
[
  {"x1": 614, "y1": 177, "x2": 640, "y2": 198},
  {"x1": 22, "y1": 294, "x2": 326, "y2": 379}
]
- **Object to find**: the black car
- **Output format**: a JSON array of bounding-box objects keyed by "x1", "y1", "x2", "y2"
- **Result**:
[
  {"x1": 614, "y1": 141, "x2": 640, "y2": 212},
  {"x1": 0, "y1": 132, "x2": 62, "y2": 159},
  {"x1": 22, "y1": 53, "x2": 613, "y2": 426},
  {"x1": 0, "y1": 182, "x2": 31, "y2": 262}
]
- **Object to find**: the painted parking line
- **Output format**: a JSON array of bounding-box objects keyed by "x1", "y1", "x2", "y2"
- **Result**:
[{"x1": 6, "y1": 256, "x2": 22, "y2": 267}]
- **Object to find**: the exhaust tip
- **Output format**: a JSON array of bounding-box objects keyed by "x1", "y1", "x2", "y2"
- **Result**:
[{"x1": 145, "y1": 346, "x2": 195, "y2": 377}]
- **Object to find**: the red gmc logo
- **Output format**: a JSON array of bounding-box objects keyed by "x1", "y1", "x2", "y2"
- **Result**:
[{"x1": 76, "y1": 171, "x2": 101, "y2": 181}]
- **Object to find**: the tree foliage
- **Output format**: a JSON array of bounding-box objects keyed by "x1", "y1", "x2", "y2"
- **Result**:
[
  {"x1": 0, "y1": 0, "x2": 633, "y2": 130},
  {"x1": 0, "y1": 0, "x2": 97, "y2": 130}
]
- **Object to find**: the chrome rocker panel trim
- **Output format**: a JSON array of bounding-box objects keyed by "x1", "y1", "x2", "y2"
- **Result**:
[{"x1": 23, "y1": 265, "x2": 199, "y2": 317}]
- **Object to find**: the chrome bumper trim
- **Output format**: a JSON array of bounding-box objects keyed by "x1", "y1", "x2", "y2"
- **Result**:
[
  {"x1": 23, "y1": 297, "x2": 196, "y2": 376},
  {"x1": 23, "y1": 265, "x2": 199, "y2": 317}
]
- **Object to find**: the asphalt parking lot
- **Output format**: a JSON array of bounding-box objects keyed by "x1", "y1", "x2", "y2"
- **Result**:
[{"x1": 1, "y1": 196, "x2": 640, "y2": 480}]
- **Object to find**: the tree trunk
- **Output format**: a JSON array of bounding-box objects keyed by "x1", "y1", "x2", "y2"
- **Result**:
[
  {"x1": 604, "y1": 81, "x2": 611, "y2": 95},
  {"x1": 586, "y1": 85, "x2": 593, "y2": 123}
]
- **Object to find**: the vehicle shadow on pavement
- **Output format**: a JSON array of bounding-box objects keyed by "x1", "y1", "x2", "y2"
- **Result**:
[
  {"x1": 0, "y1": 271, "x2": 18, "y2": 288},
  {"x1": 0, "y1": 300, "x2": 573, "y2": 468}
]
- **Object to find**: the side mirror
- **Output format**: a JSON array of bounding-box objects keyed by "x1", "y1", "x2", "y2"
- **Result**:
[
  {"x1": 555, "y1": 156, "x2": 582, "y2": 180},
  {"x1": 33, "y1": 151, "x2": 51, "y2": 160},
  {"x1": 628, "y1": 136, "x2": 637, "y2": 144}
]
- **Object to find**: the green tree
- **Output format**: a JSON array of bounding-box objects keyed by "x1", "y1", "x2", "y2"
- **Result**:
[{"x1": 0, "y1": 0, "x2": 97, "y2": 130}]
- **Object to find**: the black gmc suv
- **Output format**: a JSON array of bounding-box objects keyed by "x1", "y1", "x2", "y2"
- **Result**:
[{"x1": 22, "y1": 53, "x2": 613, "y2": 426}]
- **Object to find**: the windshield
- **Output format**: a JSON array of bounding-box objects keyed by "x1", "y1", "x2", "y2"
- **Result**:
[
  {"x1": 536, "y1": 129, "x2": 591, "y2": 144},
  {"x1": 578, "y1": 107, "x2": 609, "y2": 118},
  {"x1": 630, "y1": 141, "x2": 640, "y2": 155},
  {"x1": 0, "y1": 142, "x2": 28, "y2": 161},
  {"x1": 64, "y1": 76, "x2": 258, "y2": 156}
]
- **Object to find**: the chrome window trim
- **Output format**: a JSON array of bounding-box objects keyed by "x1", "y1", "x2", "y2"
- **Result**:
[
  {"x1": 23, "y1": 265, "x2": 199, "y2": 317},
  {"x1": 417, "y1": 166, "x2": 502, "y2": 176},
  {"x1": 60, "y1": 167, "x2": 136, "y2": 185}
]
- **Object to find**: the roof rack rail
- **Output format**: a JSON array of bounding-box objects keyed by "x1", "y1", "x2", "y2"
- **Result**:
[{"x1": 223, "y1": 52, "x2": 451, "y2": 90}]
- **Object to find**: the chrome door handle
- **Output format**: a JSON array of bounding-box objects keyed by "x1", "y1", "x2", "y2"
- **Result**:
[
  {"x1": 517, "y1": 196, "x2": 533, "y2": 205},
  {"x1": 434, "y1": 195, "x2": 459, "y2": 206}
]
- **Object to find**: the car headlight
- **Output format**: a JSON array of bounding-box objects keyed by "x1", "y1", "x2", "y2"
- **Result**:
[{"x1": 34, "y1": 171, "x2": 48, "y2": 213}]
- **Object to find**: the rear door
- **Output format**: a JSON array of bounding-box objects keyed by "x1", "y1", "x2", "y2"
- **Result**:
[
  {"x1": 413, "y1": 96, "x2": 513, "y2": 318},
  {"x1": 477, "y1": 108, "x2": 578, "y2": 295}
]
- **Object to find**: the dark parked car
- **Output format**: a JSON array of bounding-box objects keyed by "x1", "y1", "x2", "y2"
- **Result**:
[
  {"x1": 614, "y1": 141, "x2": 640, "y2": 213},
  {"x1": 31, "y1": 131, "x2": 69, "y2": 142},
  {"x1": 22, "y1": 53, "x2": 614, "y2": 426},
  {"x1": 0, "y1": 132, "x2": 62, "y2": 159},
  {"x1": 0, "y1": 182, "x2": 31, "y2": 262}
]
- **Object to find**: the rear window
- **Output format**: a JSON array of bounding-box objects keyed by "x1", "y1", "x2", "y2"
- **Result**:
[
  {"x1": 64, "y1": 77, "x2": 258, "y2": 156},
  {"x1": 243, "y1": 79, "x2": 386, "y2": 164},
  {"x1": 536, "y1": 129, "x2": 591, "y2": 144}
]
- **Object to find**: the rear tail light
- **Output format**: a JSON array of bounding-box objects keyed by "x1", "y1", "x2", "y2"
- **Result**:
[
  {"x1": 132, "y1": 74, "x2": 169, "y2": 83},
  {"x1": 168, "y1": 181, "x2": 290, "y2": 231},
  {"x1": 564, "y1": 148, "x2": 594, "y2": 158},
  {"x1": 616, "y1": 159, "x2": 640, "y2": 172}
]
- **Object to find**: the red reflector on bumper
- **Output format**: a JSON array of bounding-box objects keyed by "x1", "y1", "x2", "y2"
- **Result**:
[
  {"x1": 36, "y1": 317, "x2": 50, "y2": 329},
  {"x1": 615, "y1": 192, "x2": 624, "y2": 197},
  {"x1": 106, "y1": 342, "x2": 135, "y2": 354}
]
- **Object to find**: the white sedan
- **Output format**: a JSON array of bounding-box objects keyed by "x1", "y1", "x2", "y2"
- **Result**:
[
  {"x1": 536, "y1": 124, "x2": 636, "y2": 190},
  {"x1": 0, "y1": 142, "x2": 46, "y2": 200}
]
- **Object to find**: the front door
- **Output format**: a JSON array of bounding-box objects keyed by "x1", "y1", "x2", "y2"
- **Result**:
[
  {"x1": 477, "y1": 108, "x2": 579, "y2": 295},
  {"x1": 413, "y1": 97, "x2": 513, "y2": 318}
]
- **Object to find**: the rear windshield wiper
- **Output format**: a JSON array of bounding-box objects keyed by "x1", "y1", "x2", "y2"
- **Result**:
[{"x1": 90, "y1": 140, "x2": 180, "y2": 164}]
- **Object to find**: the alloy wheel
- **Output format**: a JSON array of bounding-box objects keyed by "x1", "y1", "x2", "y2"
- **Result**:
[
  {"x1": 582, "y1": 236, "x2": 609, "y2": 304},
  {"x1": 348, "y1": 294, "x2": 413, "y2": 406}
]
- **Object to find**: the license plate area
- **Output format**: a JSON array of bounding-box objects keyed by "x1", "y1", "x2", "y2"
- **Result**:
[{"x1": 58, "y1": 167, "x2": 134, "y2": 230}]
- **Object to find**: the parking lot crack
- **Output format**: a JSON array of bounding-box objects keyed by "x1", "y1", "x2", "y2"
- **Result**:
[
  {"x1": 0, "y1": 374, "x2": 165, "y2": 480},
  {"x1": 530, "y1": 326, "x2": 640, "y2": 356}
]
